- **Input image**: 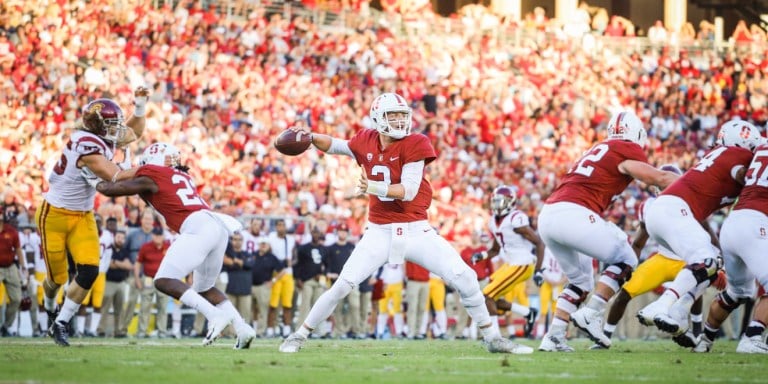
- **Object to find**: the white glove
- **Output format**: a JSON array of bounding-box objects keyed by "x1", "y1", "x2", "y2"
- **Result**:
[
  {"x1": 119, "y1": 149, "x2": 132, "y2": 169},
  {"x1": 81, "y1": 168, "x2": 102, "y2": 188}
]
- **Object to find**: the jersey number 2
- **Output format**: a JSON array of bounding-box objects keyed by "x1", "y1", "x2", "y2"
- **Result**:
[
  {"x1": 172, "y1": 174, "x2": 205, "y2": 206},
  {"x1": 572, "y1": 144, "x2": 609, "y2": 177}
]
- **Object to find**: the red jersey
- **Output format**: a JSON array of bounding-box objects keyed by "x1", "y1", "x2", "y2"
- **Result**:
[
  {"x1": 547, "y1": 140, "x2": 648, "y2": 214},
  {"x1": 137, "y1": 241, "x2": 170, "y2": 278},
  {"x1": 460, "y1": 245, "x2": 493, "y2": 281},
  {"x1": 733, "y1": 145, "x2": 768, "y2": 216},
  {"x1": 0, "y1": 225, "x2": 20, "y2": 267},
  {"x1": 405, "y1": 261, "x2": 430, "y2": 282},
  {"x1": 663, "y1": 146, "x2": 754, "y2": 221},
  {"x1": 348, "y1": 129, "x2": 436, "y2": 224},
  {"x1": 136, "y1": 165, "x2": 211, "y2": 233}
]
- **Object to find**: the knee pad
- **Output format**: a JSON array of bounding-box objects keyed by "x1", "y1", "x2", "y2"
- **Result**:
[
  {"x1": 74, "y1": 264, "x2": 100, "y2": 290},
  {"x1": 599, "y1": 262, "x2": 634, "y2": 292},
  {"x1": 715, "y1": 290, "x2": 747, "y2": 313},
  {"x1": 687, "y1": 258, "x2": 721, "y2": 284},
  {"x1": 557, "y1": 284, "x2": 588, "y2": 314}
]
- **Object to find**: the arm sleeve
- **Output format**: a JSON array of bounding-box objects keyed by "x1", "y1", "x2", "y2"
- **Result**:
[
  {"x1": 327, "y1": 138, "x2": 354, "y2": 157},
  {"x1": 400, "y1": 160, "x2": 424, "y2": 201}
]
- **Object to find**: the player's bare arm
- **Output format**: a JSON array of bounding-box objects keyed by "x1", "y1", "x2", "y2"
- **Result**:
[
  {"x1": 618, "y1": 160, "x2": 678, "y2": 189},
  {"x1": 79, "y1": 153, "x2": 131, "y2": 182},
  {"x1": 122, "y1": 86, "x2": 150, "y2": 147},
  {"x1": 515, "y1": 226, "x2": 545, "y2": 271},
  {"x1": 96, "y1": 176, "x2": 158, "y2": 197},
  {"x1": 631, "y1": 222, "x2": 649, "y2": 258},
  {"x1": 732, "y1": 165, "x2": 747, "y2": 186}
]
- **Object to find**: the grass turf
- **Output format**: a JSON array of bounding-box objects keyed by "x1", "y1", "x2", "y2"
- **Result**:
[{"x1": 0, "y1": 338, "x2": 765, "y2": 384}]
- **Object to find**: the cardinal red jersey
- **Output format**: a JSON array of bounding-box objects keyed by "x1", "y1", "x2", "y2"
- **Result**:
[
  {"x1": 663, "y1": 146, "x2": 754, "y2": 221},
  {"x1": 733, "y1": 145, "x2": 768, "y2": 216},
  {"x1": 348, "y1": 129, "x2": 436, "y2": 224},
  {"x1": 135, "y1": 165, "x2": 211, "y2": 233},
  {"x1": 547, "y1": 140, "x2": 648, "y2": 214}
]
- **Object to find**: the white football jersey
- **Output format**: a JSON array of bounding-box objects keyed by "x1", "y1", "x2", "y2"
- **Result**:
[
  {"x1": 241, "y1": 230, "x2": 263, "y2": 253},
  {"x1": 488, "y1": 210, "x2": 536, "y2": 265},
  {"x1": 45, "y1": 130, "x2": 114, "y2": 211},
  {"x1": 380, "y1": 263, "x2": 404, "y2": 284},
  {"x1": 541, "y1": 248, "x2": 564, "y2": 284},
  {"x1": 98, "y1": 230, "x2": 114, "y2": 273},
  {"x1": 639, "y1": 198, "x2": 682, "y2": 261},
  {"x1": 267, "y1": 232, "x2": 297, "y2": 263},
  {"x1": 20, "y1": 230, "x2": 43, "y2": 273}
]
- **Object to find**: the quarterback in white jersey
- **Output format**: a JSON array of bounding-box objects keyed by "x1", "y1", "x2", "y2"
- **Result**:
[{"x1": 473, "y1": 186, "x2": 544, "y2": 337}]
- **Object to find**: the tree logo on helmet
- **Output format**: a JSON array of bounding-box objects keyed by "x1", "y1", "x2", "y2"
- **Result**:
[{"x1": 740, "y1": 125, "x2": 751, "y2": 139}]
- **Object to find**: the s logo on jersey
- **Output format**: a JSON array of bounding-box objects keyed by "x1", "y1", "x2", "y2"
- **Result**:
[{"x1": 366, "y1": 153, "x2": 373, "y2": 162}]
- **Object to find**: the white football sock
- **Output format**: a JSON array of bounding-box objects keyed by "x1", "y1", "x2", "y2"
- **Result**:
[
  {"x1": 179, "y1": 289, "x2": 220, "y2": 320},
  {"x1": 393, "y1": 314, "x2": 404, "y2": 336},
  {"x1": 435, "y1": 310, "x2": 447, "y2": 335},
  {"x1": 89, "y1": 312, "x2": 101, "y2": 334},
  {"x1": 511, "y1": 303, "x2": 531, "y2": 317},
  {"x1": 216, "y1": 300, "x2": 246, "y2": 329},
  {"x1": 56, "y1": 298, "x2": 80, "y2": 324}
]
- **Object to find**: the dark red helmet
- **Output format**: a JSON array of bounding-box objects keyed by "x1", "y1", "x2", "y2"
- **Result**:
[
  {"x1": 491, "y1": 185, "x2": 517, "y2": 217},
  {"x1": 82, "y1": 98, "x2": 126, "y2": 143},
  {"x1": 19, "y1": 294, "x2": 32, "y2": 312}
]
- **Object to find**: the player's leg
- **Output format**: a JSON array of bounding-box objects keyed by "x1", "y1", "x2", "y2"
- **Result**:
[
  {"x1": 87, "y1": 273, "x2": 106, "y2": 336},
  {"x1": 36, "y1": 202, "x2": 69, "y2": 329},
  {"x1": 49, "y1": 210, "x2": 100, "y2": 346},
  {"x1": 406, "y1": 225, "x2": 532, "y2": 354},
  {"x1": 280, "y1": 225, "x2": 389, "y2": 352},
  {"x1": 429, "y1": 278, "x2": 447, "y2": 338},
  {"x1": 643, "y1": 197, "x2": 720, "y2": 318}
]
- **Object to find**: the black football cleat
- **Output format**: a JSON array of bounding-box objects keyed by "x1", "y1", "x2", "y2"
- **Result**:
[
  {"x1": 524, "y1": 308, "x2": 538, "y2": 338},
  {"x1": 50, "y1": 321, "x2": 70, "y2": 347}
]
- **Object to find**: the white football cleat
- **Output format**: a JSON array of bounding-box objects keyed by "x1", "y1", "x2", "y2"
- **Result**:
[
  {"x1": 484, "y1": 337, "x2": 534, "y2": 354},
  {"x1": 234, "y1": 324, "x2": 257, "y2": 350},
  {"x1": 692, "y1": 334, "x2": 713, "y2": 353},
  {"x1": 653, "y1": 301, "x2": 688, "y2": 337},
  {"x1": 736, "y1": 335, "x2": 768, "y2": 354},
  {"x1": 279, "y1": 333, "x2": 307, "y2": 353},
  {"x1": 203, "y1": 314, "x2": 234, "y2": 346},
  {"x1": 637, "y1": 299, "x2": 667, "y2": 327},
  {"x1": 571, "y1": 307, "x2": 611, "y2": 348},
  {"x1": 538, "y1": 332, "x2": 575, "y2": 352}
]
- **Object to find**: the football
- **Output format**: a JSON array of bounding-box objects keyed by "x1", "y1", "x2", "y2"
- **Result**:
[{"x1": 274, "y1": 129, "x2": 312, "y2": 156}]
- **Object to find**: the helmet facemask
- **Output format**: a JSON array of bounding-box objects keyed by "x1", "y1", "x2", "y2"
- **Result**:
[
  {"x1": 380, "y1": 109, "x2": 412, "y2": 139},
  {"x1": 490, "y1": 188, "x2": 516, "y2": 217}
]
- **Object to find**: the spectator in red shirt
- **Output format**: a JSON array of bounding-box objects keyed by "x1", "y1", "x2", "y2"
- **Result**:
[
  {"x1": 134, "y1": 227, "x2": 170, "y2": 338},
  {"x1": 0, "y1": 213, "x2": 28, "y2": 336}
]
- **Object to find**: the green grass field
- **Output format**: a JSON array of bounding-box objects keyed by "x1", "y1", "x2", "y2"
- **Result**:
[{"x1": 1, "y1": 338, "x2": 764, "y2": 384}]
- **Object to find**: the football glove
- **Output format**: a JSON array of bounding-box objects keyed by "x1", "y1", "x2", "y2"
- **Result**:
[
  {"x1": 712, "y1": 269, "x2": 727, "y2": 291},
  {"x1": 533, "y1": 269, "x2": 545, "y2": 287},
  {"x1": 81, "y1": 168, "x2": 102, "y2": 188},
  {"x1": 470, "y1": 251, "x2": 488, "y2": 264}
]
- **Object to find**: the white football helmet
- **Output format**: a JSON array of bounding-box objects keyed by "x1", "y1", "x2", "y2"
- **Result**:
[
  {"x1": 607, "y1": 111, "x2": 647, "y2": 148},
  {"x1": 369, "y1": 93, "x2": 412, "y2": 139},
  {"x1": 140, "y1": 143, "x2": 181, "y2": 167},
  {"x1": 716, "y1": 120, "x2": 762, "y2": 151}
]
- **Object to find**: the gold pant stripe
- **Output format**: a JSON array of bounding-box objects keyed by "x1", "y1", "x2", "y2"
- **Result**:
[{"x1": 486, "y1": 265, "x2": 528, "y2": 299}]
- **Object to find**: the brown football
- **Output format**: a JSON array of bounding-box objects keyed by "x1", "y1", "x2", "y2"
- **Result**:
[{"x1": 274, "y1": 129, "x2": 312, "y2": 156}]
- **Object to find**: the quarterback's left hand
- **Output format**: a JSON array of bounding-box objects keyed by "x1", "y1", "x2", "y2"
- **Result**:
[
  {"x1": 356, "y1": 172, "x2": 368, "y2": 195},
  {"x1": 533, "y1": 269, "x2": 545, "y2": 287}
]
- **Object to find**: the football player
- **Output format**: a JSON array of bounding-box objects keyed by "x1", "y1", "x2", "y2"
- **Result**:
[
  {"x1": 638, "y1": 120, "x2": 763, "y2": 337},
  {"x1": 693, "y1": 138, "x2": 768, "y2": 353},
  {"x1": 92, "y1": 143, "x2": 257, "y2": 349},
  {"x1": 472, "y1": 185, "x2": 543, "y2": 338},
  {"x1": 538, "y1": 111, "x2": 678, "y2": 351},
  {"x1": 37, "y1": 88, "x2": 147, "y2": 346},
  {"x1": 279, "y1": 93, "x2": 531, "y2": 354},
  {"x1": 600, "y1": 164, "x2": 715, "y2": 348}
]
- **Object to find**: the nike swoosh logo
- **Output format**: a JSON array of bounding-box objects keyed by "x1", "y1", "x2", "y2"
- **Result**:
[
  {"x1": 390, "y1": 157, "x2": 399, "y2": 161},
  {"x1": 423, "y1": 229, "x2": 431, "y2": 232}
]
